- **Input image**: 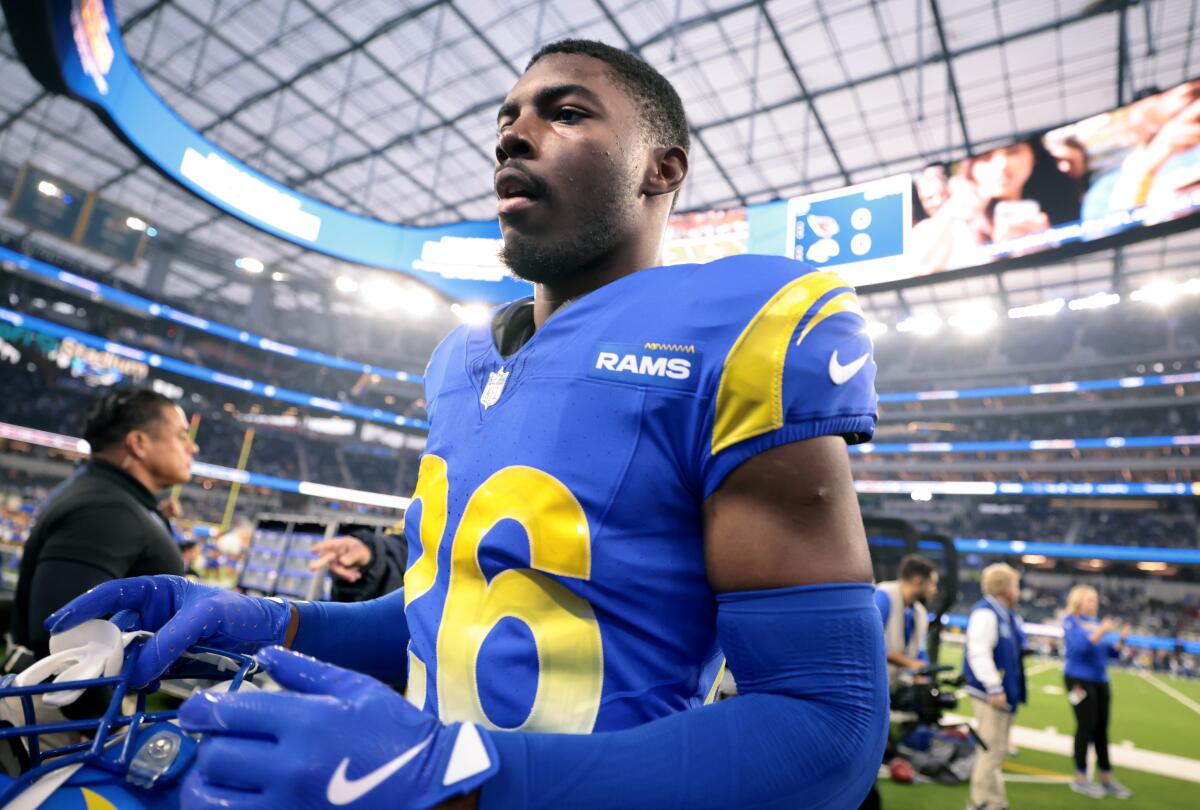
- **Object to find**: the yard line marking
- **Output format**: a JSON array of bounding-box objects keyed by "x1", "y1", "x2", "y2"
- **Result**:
[
  {"x1": 1024, "y1": 660, "x2": 1060, "y2": 679},
  {"x1": 1140, "y1": 671, "x2": 1200, "y2": 716},
  {"x1": 1004, "y1": 761, "x2": 1065, "y2": 777},
  {"x1": 944, "y1": 713, "x2": 1200, "y2": 783},
  {"x1": 1003, "y1": 774, "x2": 1073, "y2": 784}
]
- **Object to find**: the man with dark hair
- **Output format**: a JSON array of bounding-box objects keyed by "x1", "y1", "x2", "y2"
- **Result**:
[
  {"x1": 8, "y1": 388, "x2": 193, "y2": 669},
  {"x1": 51, "y1": 39, "x2": 886, "y2": 810},
  {"x1": 875, "y1": 554, "x2": 939, "y2": 687}
]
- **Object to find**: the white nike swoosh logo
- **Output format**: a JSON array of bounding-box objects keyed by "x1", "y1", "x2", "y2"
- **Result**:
[
  {"x1": 829, "y1": 350, "x2": 870, "y2": 385},
  {"x1": 326, "y1": 736, "x2": 432, "y2": 806}
]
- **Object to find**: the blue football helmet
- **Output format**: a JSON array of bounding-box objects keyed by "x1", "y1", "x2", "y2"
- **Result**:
[{"x1": 0, "y1": 620, "x2": 261, "y2": 809}]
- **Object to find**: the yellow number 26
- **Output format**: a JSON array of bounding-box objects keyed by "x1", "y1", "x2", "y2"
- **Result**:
[{"x1": 403, "y1": 455, "x2": 604, "y2": 733}]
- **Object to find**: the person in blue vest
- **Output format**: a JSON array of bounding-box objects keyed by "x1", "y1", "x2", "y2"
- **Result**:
[
  {"x1": 1062, "y1": 584, "x2": 1133, "y2": 800},
  {"x1": 962, "y1": 563, "x2": 1027, "y2": 810}
]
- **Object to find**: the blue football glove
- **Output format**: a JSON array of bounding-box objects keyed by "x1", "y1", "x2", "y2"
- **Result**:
[
  {"x1": 178, "y1": 646, "x2": 498, "y2": 810},
  {"x1": 45, "y1": 575, "x2": 292, "y2": 687}
]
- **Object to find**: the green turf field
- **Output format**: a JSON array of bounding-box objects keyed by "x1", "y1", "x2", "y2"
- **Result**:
[
  {"x1": 879, "y1": 746, "x2": 1195, "y2": 810},
  {"x1": 940, "y1": 645, "x2": 1200, "y2": 760},
  {"x1": 876, "y1": 645, "x2": 1200, "y2": 809}
]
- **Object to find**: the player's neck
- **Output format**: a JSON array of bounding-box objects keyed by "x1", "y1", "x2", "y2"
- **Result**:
[{"x1": 532, "y1": 237, "x2": 663, "y2": 328}]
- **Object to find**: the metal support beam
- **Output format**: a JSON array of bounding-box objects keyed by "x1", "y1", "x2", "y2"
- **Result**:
[
  {"x1": 761, "y1": 3, "x2": 850, "y2": 184},
  {"x1": 591, "y1": 0, "x2": 747, "y2": 205},
  {"x1": 300, "y1": 0, "x2": 766, "y2": 195},
  {"x1": 1117, "y1": 3, "x2": 1130, "y2": 106},
  {"x1": 928, "y1": 0, "x2": 972, "y2": 154}
]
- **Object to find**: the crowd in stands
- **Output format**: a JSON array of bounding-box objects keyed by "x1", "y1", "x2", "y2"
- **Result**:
[
  {"x1": 0, "y1": 362, "x2": 421, "y2": 496},
  {"x1": 947, "y1": 576, "x2": 1200, "y2": 677},
  {"x1": 873, "y1": 297, "x2": 1200, "y2": 388},
  {"x1": 865, "y1": 495, "x2": 1200, "y2": 550}
]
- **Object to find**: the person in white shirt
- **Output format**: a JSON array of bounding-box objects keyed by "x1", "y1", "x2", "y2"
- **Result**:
[
  {"x1": 962, "y1": 563, "x2": 1027, "y2": 810},
  {"x1": 874, "y1": 554, "x2": 938, "y2": 689}
]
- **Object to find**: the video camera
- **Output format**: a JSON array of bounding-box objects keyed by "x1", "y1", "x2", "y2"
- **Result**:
[{"x1": 890, "y1": 664, "x2": 964, "y2": 727}]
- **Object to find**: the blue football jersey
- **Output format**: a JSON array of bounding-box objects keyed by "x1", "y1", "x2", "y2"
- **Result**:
[{"x1": 402, "y1": 254, "x2": 877, "y2": 734}]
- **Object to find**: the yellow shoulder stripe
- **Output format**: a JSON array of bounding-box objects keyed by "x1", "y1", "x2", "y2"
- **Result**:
[
  {"x1": 712, "y1": 271, "x2": 853, "y2": 455},
  {"x1": 81, "y1": 788, "x2": 118, "y2": 810},
  {"x1": 796, "y1": 291, "x2": 864, "y2": 346}
]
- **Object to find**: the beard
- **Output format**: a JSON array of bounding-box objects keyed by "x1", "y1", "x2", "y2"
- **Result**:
[{"x1": 500, "y1": 170, "x2": 637, "y2": 285}]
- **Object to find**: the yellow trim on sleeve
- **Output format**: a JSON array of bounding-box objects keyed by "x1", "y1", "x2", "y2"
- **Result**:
[
  {"x1": 794, "y1": 291, "x2": 863, "y2": 346},
  {"x1": 704, "y1": 660, "x2": 727, "y2": 704},
  {"x1": 712, "y1": 271, "x2": 851, "y2": 455}
]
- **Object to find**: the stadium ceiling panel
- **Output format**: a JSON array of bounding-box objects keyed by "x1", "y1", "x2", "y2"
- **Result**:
[{"x1": 1, "y1": 0, "x2": 1199, "y2": 314}]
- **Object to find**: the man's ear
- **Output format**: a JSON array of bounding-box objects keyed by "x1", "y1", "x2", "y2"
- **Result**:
[
  {"x1": 124, "y1": 430, "x2": 149, "y2": 462},
  {"x1": 642, "y1": 145, "x2": 688, "y2": 198}
]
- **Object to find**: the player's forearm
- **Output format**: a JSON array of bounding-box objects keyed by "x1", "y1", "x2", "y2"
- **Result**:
[
  {"x1": 477, "y1": 584, "x2": 887, "y2": 810},
  {"x1": 290, "y1": 587, "x2": 410, "y2": 682}
]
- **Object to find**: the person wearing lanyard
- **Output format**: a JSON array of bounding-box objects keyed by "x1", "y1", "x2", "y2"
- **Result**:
[{"x1": 1062, "y1": 585, "x2": 1133, "y2": 799}]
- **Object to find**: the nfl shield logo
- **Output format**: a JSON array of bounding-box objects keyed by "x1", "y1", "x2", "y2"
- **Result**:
[{"x1": 480, "y1": 367, "x2": 509, "y2": 409}]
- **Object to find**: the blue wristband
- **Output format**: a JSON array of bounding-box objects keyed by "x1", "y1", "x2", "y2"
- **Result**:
[{"x1": 292, "y1": 587, "x2": 410, "y2": 683}]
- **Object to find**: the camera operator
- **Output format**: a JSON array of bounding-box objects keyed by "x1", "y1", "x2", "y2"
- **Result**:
[
  {"x1": 962, "y1": 563, "x2": 1027, "y2": 810},
  {"x1": 874, "y1": 554, "x2": 939, "y2": 688}
]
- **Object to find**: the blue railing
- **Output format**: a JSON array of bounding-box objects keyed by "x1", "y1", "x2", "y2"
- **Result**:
[
  {"x1": 852, "y1": 435, "x2": 1200, "y2": 454},
  {"x1": 1, "y1": 245, "x2": 422, "y2": 382},
  {"x1": 879, "y1": 371, "x2": 1200, "y2": 403},
  {"x1": 0, "y1": 307, "x2": 427, "y2": 429}
]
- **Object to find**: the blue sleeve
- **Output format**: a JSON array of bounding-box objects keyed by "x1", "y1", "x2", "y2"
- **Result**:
[
  {"x1": 479, "y1": 583, "x2": 888, "y2": 810},
  {"x1": 698, "y1": 259, "x2": 877, "y2": 498},
  {"x1": 1062, "y1": 615, "x2": 1091, "y2": 656},
  {"x1": 873, "y1": 588, "x2": 890, "y2": 625},
  {"x1": 291, "y1": 587, "x2": 409, "y2": 683}
]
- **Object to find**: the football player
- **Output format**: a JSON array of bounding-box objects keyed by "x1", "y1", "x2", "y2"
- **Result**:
[{"x1": 49, "y1": 39, "x2": 887, "y2": 809}]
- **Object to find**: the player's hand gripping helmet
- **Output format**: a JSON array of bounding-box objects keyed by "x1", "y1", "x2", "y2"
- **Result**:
[{"x1": 0, "y1": 619, "x2": 260, "y2": 809}]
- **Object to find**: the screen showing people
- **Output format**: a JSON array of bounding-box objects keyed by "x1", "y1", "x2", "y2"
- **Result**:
[{"x1": 908, "y1": 78, "x2": 1200, "y2": 279}]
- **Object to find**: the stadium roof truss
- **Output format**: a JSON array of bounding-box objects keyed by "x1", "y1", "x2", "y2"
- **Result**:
[{"x1": 1, "y1": 0, "x2": 1199, "y2": 323}]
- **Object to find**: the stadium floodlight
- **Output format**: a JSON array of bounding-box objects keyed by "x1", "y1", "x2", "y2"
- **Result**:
[
  {"x1": 1130, "y1": 277, "x2": 1200, "y2": 305},
  {"x1": 864, "y1": 320, "x2": 888, "y2": 338},
  {"x1": 1136, "y1": 561, "x2": 1169, "y2": 572},
  {"x1": 335, "y1": 275, "x2": 359, "y2": 293},
  {"x1": 1067, "y1": 291, "x2": 1120, "y2": 311},
  {"x1": 361, "y1": 278, "x2": 403, "y2": 310},
  {"x1": 235, "y1": 257, "x2": 264, "y2": 274},
  {"x1": 896, "y1": 314, "x2": 942, "y2": 336},
  {"x1": 948, "y1": 303, "x2": 997, "y2": 335},
  {"x1": 271, "y1": 272, "x2": 286, "y2": 282},
  {"x1": 36, "y1": 180, "x2": 61, "y2": 197},
  {"x1": 1130, "y1": 279, "x2": 1179, "y2": 305},
  {"x1": 1007, "y1": 297, "x2": 1065, "y2": 319},
  {"x1": 401, "y1": 287, "x2": 437, "y2": 317},
  {"x1": 451, "y1": 302, "x2": 490, "y2": 325},
  {"x1": 125, "y1": 216, "x2": 148, "y2": 231},
  {"x1": 909, "y1": 488, "x2": 933, "y2": 502}
]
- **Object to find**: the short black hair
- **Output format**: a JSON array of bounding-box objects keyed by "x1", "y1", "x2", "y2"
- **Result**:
[
  {"x1": 526, "y1": 39, "x2": 690, "y2": 152},
  {"x1": 82, "y1": 388, "x2": 176, "y2": 454},
  {"x1": 898, "y1": 554, "x2": 937, "y2": 583}
]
